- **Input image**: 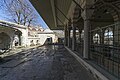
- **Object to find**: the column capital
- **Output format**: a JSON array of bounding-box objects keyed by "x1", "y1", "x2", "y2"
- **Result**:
[
  {"x1": 72, "y1": 18, "x2": 78, "y2": 27},
  {"x1": 81, "y1": 8, "x2": 93, "y2": 21},
  {"x1": 67, "y1": 26, "x2": 72, "y2": 30},
  {"x1": 84, "y1": 18, "x2": 91, "y2": 21}
]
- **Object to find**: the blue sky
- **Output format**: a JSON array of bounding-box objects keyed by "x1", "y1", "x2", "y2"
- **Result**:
[{"x1": 0, "y1": 0, "x2": 49, "y2": 29}]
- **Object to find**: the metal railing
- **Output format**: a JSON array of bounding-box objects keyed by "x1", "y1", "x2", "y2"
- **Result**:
[{"x1": 90, "y1": 22, "x2": 120, "y2": 79}]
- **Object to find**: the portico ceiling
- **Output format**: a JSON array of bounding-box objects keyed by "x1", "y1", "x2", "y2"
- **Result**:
[{"x1": 30, "y1": 0, "x2": 72, "y2": 30}]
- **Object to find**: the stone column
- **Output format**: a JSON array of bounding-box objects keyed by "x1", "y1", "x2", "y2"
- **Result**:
[
  {"x1": 20, "y1": 36, "x2": 25, "y2": 46},
  {"x1": 72, "y1": 23, "x2": 76, "y2": 51},
  {"x1": 67, "y1": 27, "x2": 71, "y2": 47},
  {"x1": 64, "y1": 25, "x2": 68, "y2": 46},
  {"x1": 100, "y1": 29, "x2": 105, "y2": 44},
  {"x1": 18, "y1": 34, "x2": 21, "y2": 46},
  {"x1": 83, "y1": 19, "x2": 90, "y2": 59},
  {"x1": 9, "y1": 36, "x2": 14, "y2": 49},
  {"x1": 82, "y1": 2, "x2": 93, "y2": 59},
  {"x1": 67, "y1": 19, "x2": 72, "y2": 48},
  {"x1": 114, "y1": 22, "x2": 120, "y2": 46}
]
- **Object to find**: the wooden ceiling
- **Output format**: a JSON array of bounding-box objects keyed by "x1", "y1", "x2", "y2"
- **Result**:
[{"x1": 30, "y1": 0, "x2": 72, "y2": 30}]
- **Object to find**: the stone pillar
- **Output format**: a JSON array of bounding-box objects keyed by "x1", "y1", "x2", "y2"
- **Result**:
[
  {"x1": 67, "y1": 27, "x2": 71, "y2": 47},
  {"x1": 114, "y1": 22, "x2": 120, "y2": 46},
  {"x1": 83, "y1": 19, "x2": 90, "y2": 59},
  {"x1": 72, "y1": 23, "x2": 76, "y2": 51},
  {"x1": 20, "y1": 36, "x2": 23, "y2": 46},
  {"x1": 100, "y1": 29, "x2": 105, "y2": 44},
  {"x1": 9, "y1": 36, "x2": 14, "y2": 49},
  {"x1": 67, "y1": 19, "x2": 72, "y2": 48},
  {"x1": 64, "y1": 25, "x2": 68, "y2": 46},
  {"x1": 72, "y1": 6, "x2": 78, "y2": 50},
  {"x1": 19, "y1": 35, "x2": 22, "y2": 46},
  {"x1": 12, "y1": 35, "x2": 15, "y2": 48},
  {"x1": 82, "y1": 0, "x2": 93, "y2": 58}
]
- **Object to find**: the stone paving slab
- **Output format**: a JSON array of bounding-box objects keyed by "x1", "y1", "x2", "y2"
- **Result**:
[
  {"x1": 0, "y1": 45, "x2": 41, "y2": 58},
  {"x1": 0, "y1": 45, "x2": 95, "y2": 80},
  {"x1": 51, "y1": 47, "x2": 95, "y2": 80}
]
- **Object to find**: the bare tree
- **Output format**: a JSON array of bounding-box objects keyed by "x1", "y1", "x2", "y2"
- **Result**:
[{"x1": 1, "y1": 0, "x2": 38, "y2": 27}]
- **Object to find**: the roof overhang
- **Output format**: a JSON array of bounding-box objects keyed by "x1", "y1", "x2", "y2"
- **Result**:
[{"x1": 30, "y1": 0, "x2": 72, "y2": 30}]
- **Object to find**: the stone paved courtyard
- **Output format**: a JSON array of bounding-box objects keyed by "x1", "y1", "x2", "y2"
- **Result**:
[{"x1": 0, "y1": 45, "x2": 95, "y2": 80}]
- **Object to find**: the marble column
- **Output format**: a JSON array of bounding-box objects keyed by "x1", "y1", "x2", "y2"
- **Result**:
[
  {"x1": 67, "y1": 27, "x2": 71, "y2": 47},
  {"x1": 67, "y1": 19, "x2": 72, "y2": 48},
  {"x1": 72, "y1": 23, "x2": 76, "y2": 51},
  {"x1": 83, "y1": 19, "x2": 90, "y2": 59},
  {"x1": 64, "y1": 25, "x2": 68, "y2": 46},
  {"x1": 82, "y1": 3, "x2": 93, "y2": 59}
]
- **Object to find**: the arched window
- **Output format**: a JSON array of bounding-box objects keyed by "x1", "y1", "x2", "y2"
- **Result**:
[
  {"x1": 81, "y1": 30, "x2": 84, "y2": 39},
  {"x1": 93, "y1": 33, "x2": 100, "y2": 44},
  {"x1": 76, "y1": 28, "x2": 80, "y2": 43},
  {"x1": 104, "y1": 28, "x2": 113, "y2": 45},
  {"x1": 36, "y1": 40, "x2": 39, "y2": 43},
  {"x1": 14, "y1": 35, "x2": 19, "y2": 46},
  {"x1": 30, "y1": 40, "x2": 33, "y2": 43}
]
